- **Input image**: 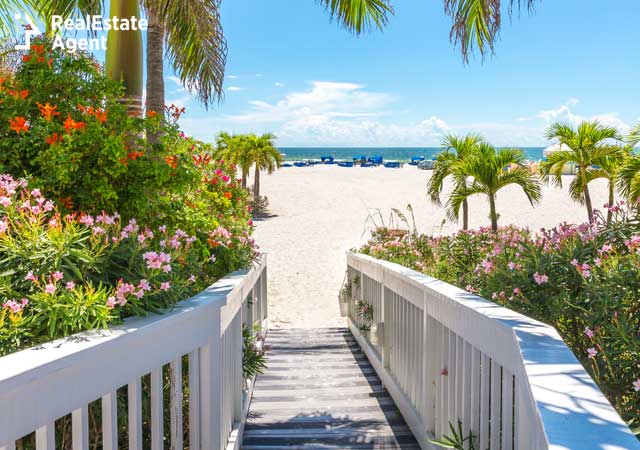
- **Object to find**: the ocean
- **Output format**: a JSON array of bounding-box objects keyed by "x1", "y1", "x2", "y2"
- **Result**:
[{"x1": 280, "y1": 147, "x2": 546, "y2": 162}]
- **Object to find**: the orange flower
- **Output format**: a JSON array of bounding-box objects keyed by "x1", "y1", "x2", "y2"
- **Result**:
[
  {"x1": 146, "y1": 110, "x2": 158, "y2": 118},
  {"x1": 63, "y1": 115, "x2": 85, "y2": 133},
  {"x1": 45, "y1": 133, "x2": 62, "y2": 145},
  {"x1": 223, "y1": 192, "x2": 233, "y2": 200},
  {"x1": 60, "y1": 197, "x2": 73, "y2": 210},
  {"x1": 9, "y1": 116, "x2": 29, "y2": 134},
  {"x1": 127, "y1": 150, "x2": 144, "y2": 161},
  {"x1": 22, "y1": 54, "x2": 32, "y2": 63},
  {"x1": 9, "y1": 90, "x2": 29, "y2": 99},
  {"x1": 192, "y1": 153, "x2": 212, "y2": 166},
  {"x1": 37, "y1": 102, "x2": 60, "y2": 121},
  {"x1": 37, "y1": 56, "x2": 45, "y2": 64},
  {"x1": 92, "y1": 108, "x2": 107, "y2": 123},
  {"x1": 30, "y1": 44, "x2": 45, "y2": 55},
  {"x1": 165, "y1": 155, "x2": 178, "y2": 169}
]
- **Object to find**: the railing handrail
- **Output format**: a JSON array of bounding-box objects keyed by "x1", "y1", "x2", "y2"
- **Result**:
[
  {"x1": 348, "y1": 252, "x2": 639, "y2": 450},
  {"x1": 0, "y1": 255, "x2": 267, "y2": 449}
]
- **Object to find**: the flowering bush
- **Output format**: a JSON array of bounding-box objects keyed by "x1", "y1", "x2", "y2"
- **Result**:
[
  {"x1": 0, "y1": 174, "x2": 258, "y2": 356},
  {"x1": 360, "y1": 204, "x2": 640, "y2": 432}
]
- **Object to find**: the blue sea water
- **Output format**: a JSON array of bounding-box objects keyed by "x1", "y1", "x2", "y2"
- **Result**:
[{"x1": 280, "y1": 147, "x2": 546, "y2": 162}]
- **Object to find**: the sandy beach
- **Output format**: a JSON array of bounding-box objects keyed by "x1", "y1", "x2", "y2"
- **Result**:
[{"x1": 253, "y1": 164, "x2": 609, "y2": 329}]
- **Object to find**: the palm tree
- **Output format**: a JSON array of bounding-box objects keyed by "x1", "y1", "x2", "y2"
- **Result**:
[
  {"x1": 215, "y1": 133, "x2": 253, "y2": 188},
  {"x1": 628, "y1": 121, "x2": 640, "y2": 146},
  {"x1": 541, "y1": 121, "x2": 621, "y2": 222},
  {"x1": 427, "y1": 133, "x2": 483, "y2": 230},
  {"x1": 448, "y1": 143, "x2": 541, "y2": 231},
  {"x1": 587, "y1": 145, "x2": 630, "y2": 224},
  {"x1": 244, "y1": 133, "x2": 283, "y2": 198}
]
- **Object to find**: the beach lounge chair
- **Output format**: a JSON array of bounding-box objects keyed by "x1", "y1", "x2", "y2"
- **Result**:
[
  {"x1": 282, "y1": 162, "x2": 293, "y2": 167},
  {"x1": 361, "y1": 162, "x2": 375, "y2": 167},
  {"x1": 321, "y1": 155, "x2": 334, "y2": 163},
  {"x1": 410, "y1": 156, "x2": 425, "y2": 165},
  {"x1": 368, "y1": 155, "x2": 383, "y2": 165},
  {"x1": 417, "y1": 160, "x2": 435, "y2": 170},
  {"x1": 293, "y1": 161, "x2": 308, "y2": 167},
  {"x1": 337, "y1": 161, "x2": 354, "y2": 167},
  {"x1": 384, "y1": 161, "x2": 403, "y2": 168}
]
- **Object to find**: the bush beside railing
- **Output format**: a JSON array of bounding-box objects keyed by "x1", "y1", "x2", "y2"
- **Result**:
[
  {"x1": 347, "y1": 252, "x2": 639, "y2": 450},
  {"x1": 0, "y1": 256, "x2": 267, "y2": 450}
]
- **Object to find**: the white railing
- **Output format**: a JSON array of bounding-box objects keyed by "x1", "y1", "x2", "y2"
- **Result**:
[
  {"x1": 347, "y1": 252, "x2": 639, "y2": 450},
  {"x1": 0, "y1": 256, "x2": 267, "y2": 450}
]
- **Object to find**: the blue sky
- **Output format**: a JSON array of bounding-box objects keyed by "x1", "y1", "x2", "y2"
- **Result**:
[{"x1": 23, "y1": 1, "x2": 640, "y2": 147}]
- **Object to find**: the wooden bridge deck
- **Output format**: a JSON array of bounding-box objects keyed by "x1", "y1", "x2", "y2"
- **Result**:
[{"x1": 242, "y1": 328, "x2": 420, "y2": 450}]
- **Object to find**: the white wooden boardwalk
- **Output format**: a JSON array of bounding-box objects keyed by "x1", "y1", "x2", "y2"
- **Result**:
[{"x1": 243, "y1": 328, "x2": 420, "y2": 450}]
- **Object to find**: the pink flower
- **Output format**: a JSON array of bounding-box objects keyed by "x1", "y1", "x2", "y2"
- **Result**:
[
  {"x1": 584, "y1": 327, "x2": 594, "y2": 339},
  {"x1": 44, "y1": 283, "x2": 56, "y2": 294},
  {"x1": 51, "y1": 271, "x2": 64, "y2": 281},
  {"x1": 0, "y1": 219, "x2": 7, "y2": 233},
  {"x1": 440, "y1": 368, "x2": 448, "y2": 376},
  {"x1": 209, "y1": 255, "x2": 217, "y2": 263},
  {"x1": 25, "y1": 270, "x2": 37, "y2": 282},
  {"x1": 480, "y1": 259, "x2": 494, "y2": 273},
  {"x1": 2, "y1": 299, "x2": 28, "y2": 314},
  {"x1": 66, "y1": 281, "x2": 75, "y2": 290},
  {"x1": 587, "y1": 347, "x2": 598, "y2": 359},
  {"x1": 106, "y1": 296, "x2": 116, "y2": 309},
  {"x1": 0, "y1": 196, "x2": 11, "y2": 207},
  {"x1": 143, "y1": 251, "x2": 171, "y2": 270},
  {"x1": 160, "y1": 281, "x2": 171, "y2": 291},
  {"x1": 513, "y1": 287, "x2": 521, "y2": 295},
  {"x1": 138, "y1": 279, "x2": 151, "y2": 291},
  {"x1": 633, "y1": 379, "x2": 640, "y2": 392},
  {"x1": 92, "y1": 226, "x2": 105, "y2": 235},
  {"x1": 162, "y1": 264, "x2": 172, "y2": 273},
  {"x1": 533, "y1": 272, "x2": 548, "y2": 285}
]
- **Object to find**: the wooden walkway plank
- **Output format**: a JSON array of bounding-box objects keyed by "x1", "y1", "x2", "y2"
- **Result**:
[{"x1": 243, "y1": 328, "x2": 419, "y2": 450}]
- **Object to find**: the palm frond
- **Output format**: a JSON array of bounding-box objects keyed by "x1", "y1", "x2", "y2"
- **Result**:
[
  {"x1": 446, "y1": 182, "x2": 486, "y2": 222},
  {"x1": 443, "y1": 0, "x2": 536, "y2": 62},
  {"x1": 318, "y1": 0, "x2": 393, "y2": 34},
  {"x1": 158, "y1": 0, "x2": 227, "y2": 107},
  {"x1": 627, "y1": 121, "x2": 640, "y2": 146},
  {"x1": 618, "y1": 156, "x2": 640, "y2": 203}
]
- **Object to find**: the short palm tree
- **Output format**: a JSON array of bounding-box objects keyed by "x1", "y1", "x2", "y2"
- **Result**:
[
  {"x1": 215, "y1": 133, "x2": 252, "y2": 188},
  {"x1": 427, "y1": 133, "x2": 483, "y2": 230},
  {"x1": 244, "y1": 133, "x2": 283, "y2": 198},
  {"x1": 447, "y1": 143, "x2": 541, "y2": 231},
  {"x1": 587, "y1": 145, "x2": 630, "y2": 224},
  {"x1": 541, "y1": 121, "x2": 621, "y2": 222}
]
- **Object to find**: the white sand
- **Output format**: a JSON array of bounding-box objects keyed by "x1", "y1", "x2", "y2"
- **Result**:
[{"x1": 252, "y1": 165, "x2": 609, "y2": 329}]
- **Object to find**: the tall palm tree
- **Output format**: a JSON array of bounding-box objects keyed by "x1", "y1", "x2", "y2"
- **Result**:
[
  {"x1": 541, "y1": 121, "x2": 621, "y2": 222},
  {"x1": 448, "y1": 143, "x2": 541, "y2": 231},
  {"x1": 587, "y1": 145, "x2": 629, "y2": 224},
  {"x1": 427, "y1": 133, "x2": 483, "y2": 230},
  {"x1": 244, "y1": 133, "x2": 283, "y2": 198}
]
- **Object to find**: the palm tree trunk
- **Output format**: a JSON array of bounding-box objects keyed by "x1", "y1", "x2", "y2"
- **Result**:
[
  {"x1": 462, "y1": 199, "x2": 469, "y2": 230},
  {"x1": 106, "y1": 0, "x2": 143, "y2": 116},
  {"x1": 488, "y1": 194, "x2": 498, "y2": 231},
  {"x1": 583, "y1": 183, "x2": 594, "y2": 222},
  {"x1": 242, "y1": 169, "x2": 247, "y2": 189},
  {"x1": 253, "y1": 164, "x2": 260, "y2": 198},
  {"x1": 145, "y1": 3, "x2": 165, "y2": 145},
  {"x1": 607, "y1": 179, "x2": 615, "y2": 225}
]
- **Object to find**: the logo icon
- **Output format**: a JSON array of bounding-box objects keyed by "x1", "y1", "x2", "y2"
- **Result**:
[{"x1": 14, "y1": 13, "x2": 41, "y2": 50}]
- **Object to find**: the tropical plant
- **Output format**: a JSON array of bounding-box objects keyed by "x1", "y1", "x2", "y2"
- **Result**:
[
  {"x1": 587, "y1": 145, "x2": 631, "y2": 225},
  {"x1": 242, "y1": 324, "x2": 269, "y2": 379},
  {"x1": 447, "y1": 143, "x2": 541, "y2": 231},
  {"x1": 215, "y1": 132, "x2": 252, "y2": 188},
  {"x1": 245, "y1": 133, "x2": 283, "y2": 198},
  {"x1": 428, "y1": 133, "x2": 483, "y2": 230},
  {"x1": 430, "y1": 420, "x2": 477, "y2": 450},
  {"x1": 628, "y1": 121, "x2": 640, "y2": 146},
  {"x1": 541, "y1": 121, "x2": 622, "y2": 222}
]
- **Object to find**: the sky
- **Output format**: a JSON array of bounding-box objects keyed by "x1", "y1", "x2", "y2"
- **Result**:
[{"x1": 20, "y1": 1, "x2": 640, "y2": 147}]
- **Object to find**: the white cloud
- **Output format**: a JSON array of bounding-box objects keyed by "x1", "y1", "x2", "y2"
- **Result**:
[
  {"x1": 179, "y1": 84, "x2": 634, "y2": 147},
  {"x1": 227, "y1": 75, "x2": 238, "y2": 79},
  {"x1": 275, "y1": 82, "x2": 285, "y2": 87},
  {"x1": 227, "y1": 86, "x2": 245, "y2": 92}
]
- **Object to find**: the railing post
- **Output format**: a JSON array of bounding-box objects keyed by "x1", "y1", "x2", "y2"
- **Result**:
[
  {"x1": 200, "y1": 306, "x2": 223, "y2": 450},
  {"x1": 381, "y1": 269, "x2": 389, "y2": 369}
]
